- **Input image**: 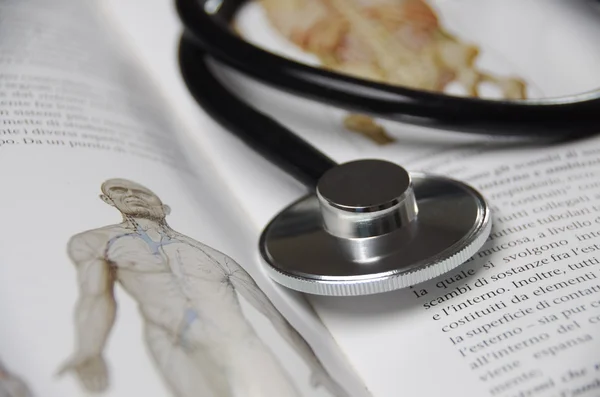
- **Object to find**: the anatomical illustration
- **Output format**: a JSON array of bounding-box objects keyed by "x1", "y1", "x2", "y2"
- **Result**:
[
  {"x1": 0, "y1": 359, "x2": 32, "y2": 397},
  {"x1": 253, "y1": 0, "x2": 528, "y2": 143},
  {"x1": 58, "y1": 178, "x2": 347, "y2": 397}
]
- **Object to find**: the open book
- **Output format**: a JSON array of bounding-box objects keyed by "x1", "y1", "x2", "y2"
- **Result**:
[{"x1": 1, "y1": 0, "x2": 600, "y2": 396}]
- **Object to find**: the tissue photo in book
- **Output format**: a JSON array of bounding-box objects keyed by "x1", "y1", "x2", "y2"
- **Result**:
[
  {"x1": 58, "y1": 179, "x2": 344, "y2": 397},
  {"x1": 246, "y1": 0, "x2": 528, "y2": 144},
  {"x1": 0, "y1": 359, "x2": 32, "y2": 397}
]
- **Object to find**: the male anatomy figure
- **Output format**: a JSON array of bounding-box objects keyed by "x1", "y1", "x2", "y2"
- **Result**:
[{"x1": 59, "y1": 178, "x2": 346, "y2": 397}]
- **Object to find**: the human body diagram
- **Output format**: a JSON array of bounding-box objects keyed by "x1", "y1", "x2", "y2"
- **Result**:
[{"x1": 59, "y1": 179, "x2": 346, "y2": 397}]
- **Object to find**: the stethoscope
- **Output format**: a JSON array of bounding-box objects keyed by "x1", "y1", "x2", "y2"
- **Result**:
[{"x1": 176, "y1": 0, "x2": 600, "y2": 296}]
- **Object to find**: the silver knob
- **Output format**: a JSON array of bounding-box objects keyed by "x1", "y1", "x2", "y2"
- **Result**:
[{"x1": 316, "y1": 160, "x2": 418, "y2": 239}]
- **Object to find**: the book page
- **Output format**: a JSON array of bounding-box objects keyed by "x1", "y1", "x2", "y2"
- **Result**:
[
  {"x1": 0, "y1": 1, "x2": 363, "y2": 396},
  {"x1": 102, "y1": 0, "x2": 600, "y2": 396}
]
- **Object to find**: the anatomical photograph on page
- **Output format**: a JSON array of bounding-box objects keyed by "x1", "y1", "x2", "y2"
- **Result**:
[
  {"x1": 233, "y1": 0, "x2": 599, "y2": 147},
  {"x1": 251, "y1": 0, "x2": 528, "y2": 98},
  {"x1": 234, "y1": 0, "x2": 530, "y2": 145}
]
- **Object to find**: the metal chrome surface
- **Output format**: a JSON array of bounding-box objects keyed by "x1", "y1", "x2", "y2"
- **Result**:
[
  {"x1": 260, "y1": 166, "x2": 491, "y2": 296},
  {"x1": 316, "y1": 160, "x2": 418, "y2": 239}
]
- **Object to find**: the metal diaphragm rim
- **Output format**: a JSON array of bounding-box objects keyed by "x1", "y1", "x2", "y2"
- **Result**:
[{"x1": 259, "y1": 173, "x2": 491, "y2": 296}]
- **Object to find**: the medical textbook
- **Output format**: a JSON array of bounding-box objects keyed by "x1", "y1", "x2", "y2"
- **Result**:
[{"x1": 1, "y1": 0, "x2": 600, "y2": 397}]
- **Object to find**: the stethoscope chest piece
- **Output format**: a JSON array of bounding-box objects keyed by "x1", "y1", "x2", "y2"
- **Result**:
[{"x1": 260, "y1": 159, "x2": 491, "y2": 296}]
